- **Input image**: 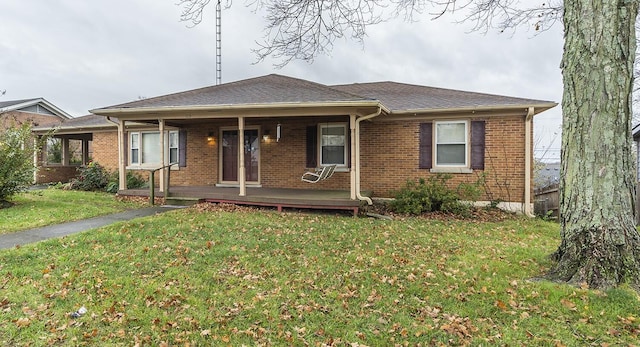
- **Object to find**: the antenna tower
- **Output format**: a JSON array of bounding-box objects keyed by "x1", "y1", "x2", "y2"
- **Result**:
[{"x1": 215, "y1": 0, "x2": 222, "y2": 85}]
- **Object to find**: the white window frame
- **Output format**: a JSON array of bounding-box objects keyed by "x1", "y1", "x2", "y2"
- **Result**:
[
  {"x1": 128, "y1": 130, "x2": 179, "y2": 168},
  {"x1": 319, "y1": 123, "x2": 348, "y2": 168},
  {"x1": 434, "y1": 120, "x2": 468, "y2": 168}
]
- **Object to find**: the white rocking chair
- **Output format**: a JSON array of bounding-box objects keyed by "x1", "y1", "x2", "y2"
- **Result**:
[{"x1": 301, "y1": 165, "x2": 337, "y2": 183}]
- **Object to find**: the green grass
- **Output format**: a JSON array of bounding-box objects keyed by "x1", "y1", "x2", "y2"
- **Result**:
[
  {"x1": 0, "y1": 189, "x2": 145, "y2": 234},
  {"x1": 0, "y1": 206, "x2": 639, "y2": 346}
]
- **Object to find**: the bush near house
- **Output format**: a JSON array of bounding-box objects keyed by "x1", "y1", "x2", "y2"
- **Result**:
[
  {"x1": 0, "y1": 123, "x2": 43, "y2": 207},
  {"x1": 68, "y1": 162, "x2": 146, "y2": 193},
  {"x1": 390, "y1": 174, "x2": 483, "y2": 216}
]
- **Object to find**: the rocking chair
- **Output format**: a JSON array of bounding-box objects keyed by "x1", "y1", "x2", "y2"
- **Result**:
[{"x1": 301, "y1": 165, "x2": 337, "y2": 183}]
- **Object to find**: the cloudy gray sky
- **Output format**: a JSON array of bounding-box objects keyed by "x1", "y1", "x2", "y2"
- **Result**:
[{"x1": 0, "y1": 0, "x2": 563, "y2": 160}]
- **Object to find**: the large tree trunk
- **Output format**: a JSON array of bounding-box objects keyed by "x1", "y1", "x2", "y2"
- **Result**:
[{"x1": 548, "y1": 1, "x2": 640, "y2": 290}]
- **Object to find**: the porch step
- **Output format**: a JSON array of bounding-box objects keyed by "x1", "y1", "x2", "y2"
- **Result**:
[{"x1": 164, "y1": 196, "x2": 204, "y2": 207}]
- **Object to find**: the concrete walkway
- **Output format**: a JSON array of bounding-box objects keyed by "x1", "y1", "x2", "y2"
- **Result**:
[{"x1": 0, "y1": 206, "x2": 180, "y2": 250}]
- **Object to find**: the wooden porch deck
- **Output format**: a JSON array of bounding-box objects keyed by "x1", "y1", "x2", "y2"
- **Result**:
[{"x1": 118, "y1": 186, "x2": 367, "y2": 215}]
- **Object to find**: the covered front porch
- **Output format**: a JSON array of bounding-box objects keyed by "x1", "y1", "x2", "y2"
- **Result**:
[{"x1": 118, "y1": 186, "x2": 370, "y2": 216}]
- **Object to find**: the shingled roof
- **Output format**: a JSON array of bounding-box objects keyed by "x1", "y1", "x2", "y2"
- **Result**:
[
  {"x1": 92, "y1": 74, "x2": 556, "y2": 115},
  {"x1": 330, "y1": 81, "x2": 555, "y2": 113},
  {"x1": 102, "y1": 74, "x2": 371, "y2": 110}
]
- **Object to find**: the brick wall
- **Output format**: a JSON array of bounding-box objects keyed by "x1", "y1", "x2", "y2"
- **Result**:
[
  {"x1": 1, "y1": 111, "x2": 63, "y2": 130},
  {"x1": 360, "y1": 116, "x2": 529, "y2": 203},
  {"x1": 89, "y1": 115, "x2": 530, "y2": 204}
]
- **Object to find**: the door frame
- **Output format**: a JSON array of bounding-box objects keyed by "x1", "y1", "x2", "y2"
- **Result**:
[{"x1": 218, "y1": 126, "x2": 261, "y2": 185}]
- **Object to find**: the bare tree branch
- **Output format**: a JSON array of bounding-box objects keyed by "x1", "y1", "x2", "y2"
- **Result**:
[{"x1": 177, "y1": 0, "x2": 564, "y2": 66}]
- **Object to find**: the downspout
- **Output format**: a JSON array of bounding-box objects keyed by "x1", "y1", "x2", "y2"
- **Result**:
[
  {"x1": 355, "y1": 107, "x2": 383, "y2": 205},
  {"x1": 524, "y1": 107, "x2": 535, "y2": 216}
]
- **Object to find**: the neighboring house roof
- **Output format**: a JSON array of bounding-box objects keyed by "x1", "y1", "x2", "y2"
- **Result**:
[
  {"x1": 0, "y1": 98, "x2": 73, "y2": 119},
  {"x1": 91, "y1": 74, "x2": 557, "y2": 117},
  {"x1": 633, "y1": 123, "x2": 640, "y2": 140},
  {"x1": 535, "y1": 162, "x2": 561, "y2": 189}
]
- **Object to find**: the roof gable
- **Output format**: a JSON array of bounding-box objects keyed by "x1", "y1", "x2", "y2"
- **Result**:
[{"x1": 0, "y1": 98, "x2": 73, "y2": 119}]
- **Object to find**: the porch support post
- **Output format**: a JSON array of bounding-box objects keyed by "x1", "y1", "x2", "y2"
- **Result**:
[
  {"x1": 82, "y1": 139, "x2": 90, "y2": 165},
  {"x1": 159, "y1": 119, "x2": 166, "y2": 193},
  {"x1": 117, "y1": 120, "x2": 127, "y2": 190},
  {"x1": 349, "y1": 115, "x2": 357, "y2": 200},
  {"x1": 238, "y1": 116, "x2": 246, "y2": 196},
  {"x1": 62, "y1": 138, "x2": 70, "y2": 166}
]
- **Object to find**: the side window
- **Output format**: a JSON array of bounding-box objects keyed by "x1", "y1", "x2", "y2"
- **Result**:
[
  {"x1": 435, "y1": 121, "x2": 468, "y2": 167},
  {"x1": 130, "y1": 133, "x2": 140, "y2": 164},
  {"x1": 319, "y1": 123, "x2": 347, "y2": 166},
  {"x1": 169, "y1": 131, "x2": 178, "y2": 164}
]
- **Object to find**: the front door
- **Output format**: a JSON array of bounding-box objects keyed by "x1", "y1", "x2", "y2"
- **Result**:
[{"x1": 221, "y1": 129, "x2": 260, "y2": 183}]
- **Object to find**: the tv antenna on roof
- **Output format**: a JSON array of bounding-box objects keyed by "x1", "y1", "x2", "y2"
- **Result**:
[
  {"x1": 179, "y1": 0, "x2": 223, "y2": 85},
  {"x1": 215, "y1": 0, "x2": 222, "y2": 85}
]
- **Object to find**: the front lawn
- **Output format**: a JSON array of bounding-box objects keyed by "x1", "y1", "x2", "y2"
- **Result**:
[
  {"x1": 0, "y1": 189, "x2": 145, "y2": 234},
  {"x1": 0, "y1": 204, "x2": 638, "y2": 346}
]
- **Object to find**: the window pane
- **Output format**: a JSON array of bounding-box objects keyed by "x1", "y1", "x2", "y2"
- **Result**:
[
  {"x1": 46, "y1": 138, "x2": 62, "y2": 164},
  {"x1": 437, "y1": 144, "x2": 466, "y2": 165},
  {"x1": 169, "y1": 148, "x2": 178, "y2": 164},
  {"x1": 131, "y1": 133, "x2": 139, "y2": 149},
  {"x1": 131, "y1": 149, "x2": 139, "y2": 164},
  {"x1": 69, "y1": 139, "x2": 83, "y2": 165},
  {"x1": 322, "y1": 146, "x2": 345, "y2": 165},
  {"x1": 142, "y1": 133, "x2": 160, "y2": 163},
  {"x1": 437, "y1": 123, "x2": 465, "y2": 143},
  {"x1": 169, "y1": 132, "x2": 178, "y2": 148}
]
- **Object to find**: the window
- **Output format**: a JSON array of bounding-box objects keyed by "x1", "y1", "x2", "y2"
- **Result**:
[
  {"x1": 319, "y1": 123, "x2": 347, "y2": 166},
  {"x1": 435, "y1": 121, "x2": 467, "y2": 166},
  {"x1": 419, "y1": 120, "x2": 485, "y2": 172},
  {"x1": 68, "y1": 139, "x2": 83, "y2": 165},
  {"x1": 169, "y1": 131, "x2": 178, "y2": 164},
  {"x1": 46, "y1": 138, "x2": 62, "y2": 165},
  {"x1": 129, "y1": 130, "x2": 180, "y2": 166}
]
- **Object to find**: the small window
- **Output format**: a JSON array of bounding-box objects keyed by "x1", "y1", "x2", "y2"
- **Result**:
[
  {"x1": 169, "y1": 131, "x2": 178, "y2": 164},
  {"x1": 130, "y1": 133, "x2": 140, "y2": 164},
  {"x1": 319, "y1": 123, "x2": 347, "y2": 166},
  {"x1": 435, "y1": 121, "x2": 467, "y2": 167}
]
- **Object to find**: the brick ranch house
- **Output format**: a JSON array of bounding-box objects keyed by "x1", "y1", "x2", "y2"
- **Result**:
[{"x1": 33, "y1": 74, "x2": 556, "y2": 214}]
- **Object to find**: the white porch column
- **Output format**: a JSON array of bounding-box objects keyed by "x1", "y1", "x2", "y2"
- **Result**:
[
  {"x1": 62, "y1": 138, "x2": 70, "y2": 166},
  {"x1": 238, "y1": 116, "x2": 246, "y2": 196},
  {"x1": 159, "y1": 119, "x2": 166, "y2": 192},
  {"x1": 118, "y1": 120, "x2": 127, "y2": 190},
  {"x1": 349, "y1": 115, "x2": 357, "y2": 200}
]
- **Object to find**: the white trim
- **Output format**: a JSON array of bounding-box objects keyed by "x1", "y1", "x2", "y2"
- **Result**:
[
  {"x1": 319, "y1": 122, "x2": 349, "y2": 168},
  {"x1": 128, "y1": 130, "x2": 179, "y2": 167},
  {"x1": 0, "y1": 98, "x2": 73, "y2": 119}
]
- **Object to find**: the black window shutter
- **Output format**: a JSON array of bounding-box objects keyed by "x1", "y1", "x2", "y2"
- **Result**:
[
  {"x1": 419, "y1": 123, "x2": 433, "y2": 169},
  {"x1": 470, "y1": 120, "x2": 486, "y2": 170},
  {"x1": 178, "y1": 130, "x2": 187, "y2": 167},
  {"x1": 306, "y1": 125, "x2": 317, "y2": 168}
]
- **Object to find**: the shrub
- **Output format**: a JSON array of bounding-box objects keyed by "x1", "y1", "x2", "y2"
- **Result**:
[
  {"x1": 106, "y1": 170, "x2": 146, "y2": 193},
  {"x1": 0, "y1": 123, "x2": 44, "y2": 206},
  {"x1": 69, "y1": 162, "x2": 110, "y2": 191},
  {"x1": 390, "y1": 174, "x2": 478, "y2": 216}
]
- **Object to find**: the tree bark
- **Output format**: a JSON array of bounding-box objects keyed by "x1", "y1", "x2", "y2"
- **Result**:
[{"x1": 548, "y1": 0, "x2": 640, "y2": 290}]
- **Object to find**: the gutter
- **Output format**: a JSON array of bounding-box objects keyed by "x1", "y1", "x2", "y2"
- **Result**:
[
  {"x1": 354, "y1": 106, "x2": 384, "y2": 205},
  {"x1": 91, "y1": 100, "x2": 384, "y2": 116},
  {"x1": 524, "y1": 107, "x2": 535, "y2": 216}
]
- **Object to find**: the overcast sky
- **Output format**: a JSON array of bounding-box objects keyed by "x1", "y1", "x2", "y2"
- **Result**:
[{"x1": 0, "y1": 0, "x2": 564, "y2": 161}]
